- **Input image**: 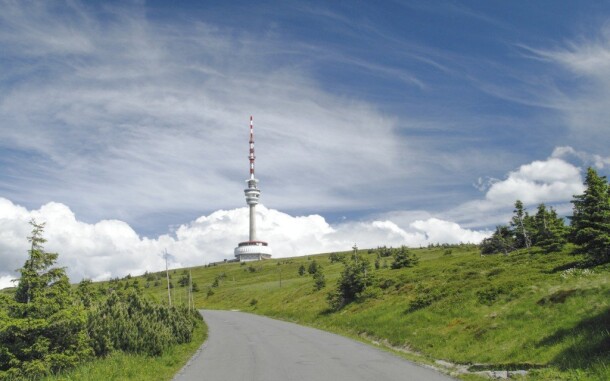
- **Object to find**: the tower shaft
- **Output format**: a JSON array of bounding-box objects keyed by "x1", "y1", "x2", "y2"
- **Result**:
[
  {"x1": 244, "y1": 115, "x2": 260, "y2": 240},
  {"x1": 249, "y1": 204, "x2": 256, "y2": 241}
]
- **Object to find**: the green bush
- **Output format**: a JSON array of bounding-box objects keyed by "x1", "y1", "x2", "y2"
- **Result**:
[
  {"x1": 313, "y1": 270, "x2": 326, "y2": 291},
  {"x1": 327, "y1": 255, "x2": 375, "y2": 310},
  {"x1": 406, "y1": 289, "x2": 442, "y2": 312},
  {"x1": 391, "y1": 246, "x2": 419, "y2": 269},
  {"x1": 328, "y1": 252, "x2": 344, "y2": 263},
  {"x1": 308, "y1": 260, "x2": 319, "y2": 275},
  {"x1": 87, "y1": 291, "x2": 198, "y2": 357}
]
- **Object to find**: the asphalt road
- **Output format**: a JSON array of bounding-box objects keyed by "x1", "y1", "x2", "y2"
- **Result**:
[{"x1": 173, "y1": 310, "x2": 454, "y2": 381}]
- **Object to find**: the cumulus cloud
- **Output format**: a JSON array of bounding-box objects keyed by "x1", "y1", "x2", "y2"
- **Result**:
[
  {"x1": 445, "y1": 152, "x2": 586, "y2": 229},
  {"x1": 0, "y1": 197, "x2": 488, "y2": 289},
  {"x1": 484, "y1": 158, "x2": 583, "y2": 205}
]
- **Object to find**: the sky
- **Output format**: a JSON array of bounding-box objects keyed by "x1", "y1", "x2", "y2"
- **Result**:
[{"x1": 1, "y1": 0, "x2": 610, "y2": 288}]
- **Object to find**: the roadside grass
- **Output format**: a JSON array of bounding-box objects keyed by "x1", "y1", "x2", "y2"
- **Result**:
[
  {"x1": 39, "y1": 316, "x2": 207, "y2": 381},
  {"x1": 141, "y1": 245, "x2": 609, "y2": 380}
]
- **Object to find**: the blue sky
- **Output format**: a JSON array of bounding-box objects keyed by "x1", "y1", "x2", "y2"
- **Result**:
[{"x1": 1, "y1": 0, "x2": 610, "y2": 286}]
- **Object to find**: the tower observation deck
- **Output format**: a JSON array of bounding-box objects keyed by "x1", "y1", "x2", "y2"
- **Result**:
[{"x1": 234, "y1": 116, "x2": 272, "y2": 262}]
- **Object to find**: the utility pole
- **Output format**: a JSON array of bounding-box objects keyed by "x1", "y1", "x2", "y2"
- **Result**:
[
  {"x1": 165, "y1": 249, "x2": 172, "y2": 307},
  {"x1": 188, "y1": 269, "x2": 193, "y2": 311}
]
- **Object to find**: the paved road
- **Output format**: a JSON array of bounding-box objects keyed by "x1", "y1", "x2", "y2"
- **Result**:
[{"x1": 173, "y1": 310, "x2": 454, "y2": 381}]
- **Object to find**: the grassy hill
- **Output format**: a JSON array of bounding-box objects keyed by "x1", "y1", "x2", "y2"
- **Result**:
[{"x1": 142, "y1": 244, "x2": 609, "y2": 380}]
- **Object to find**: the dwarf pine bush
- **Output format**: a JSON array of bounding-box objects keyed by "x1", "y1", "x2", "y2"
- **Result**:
[{"x1": 88, "y1": 290, "x2": 198, "y2": 357}]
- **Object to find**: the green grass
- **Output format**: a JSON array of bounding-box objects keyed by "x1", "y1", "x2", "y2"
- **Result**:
[
  {"x1": 141, "y1": 245, "x2": 609, "y2": 380},
  {"x1": 40, "y1": 316, "x2": 207, "y2": 381}
]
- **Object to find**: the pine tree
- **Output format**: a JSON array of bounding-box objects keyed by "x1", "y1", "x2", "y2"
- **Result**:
[
  {"x1": 480, "y1": 225, "x2": 515, "y2": 255},
  {"x1": 390, "y1": 246, "x2": 418, "y2": 269},
  {"x1": 532, "y1": 204, "x2": 567, "y2": 253},
  {"x1": 569, "y1": 167, "x2": 610, "y2": 264},
  {"x1": 14, "y1": 219, "x2": 71, "y2": 316},
  {"x1": 2, "y1": 220, "x2": 92, "y2": 378},
  {"x1": 510, "y1": 200, "x2": 532, "y2": 249},
  {"x1": 312, "y1": 269, "x2": 326, "y2": 291},
  {"x1": 307, "y1": 260, "x2": 319, "y2": 275},
  {"x1": 327, "y1": 255, "x2": 374, "y2": 310}
]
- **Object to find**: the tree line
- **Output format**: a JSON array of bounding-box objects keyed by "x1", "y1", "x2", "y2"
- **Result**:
[
  {"x1": 0, "y1": 221, "x2": 202, "y2": 380},
  {"x1": 480, "y1": 167, "x2": 610, "y2": 265}
]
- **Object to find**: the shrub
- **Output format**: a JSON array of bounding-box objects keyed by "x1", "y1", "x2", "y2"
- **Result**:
[
  {"x1": 313, "y1": 270, "x2": 326, "y2": 291},
  {"x1": 329, "y1": 252, "x2": 344, "y2": 263},
  {"x1": 379, "y1": 278, "x2": 395, "y2": 290},
  {"x1": 406, "y1": 289, "x2": 442, "y2": 313},
  {"x1": 327, "y1": 255, "x2": 375, "y2": 310},
  {"x1": 88, "y1": 290, "x2": 199, "y2": 357},
  {"x1": 308, "y1": 260, "x2": 319, "y2": 274},
  {"x1": 391, "y1": 246, "x2": 419, "y2": 269}
]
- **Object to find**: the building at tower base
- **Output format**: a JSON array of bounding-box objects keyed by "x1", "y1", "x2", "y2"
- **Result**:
[{"x1": 234, "y1": 241, "x2": 272, "y2": 262}]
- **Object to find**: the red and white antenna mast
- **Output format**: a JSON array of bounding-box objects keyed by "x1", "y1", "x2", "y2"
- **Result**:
[{"x1": 249, "y1": 115, "x2": 255, "y2": 179}]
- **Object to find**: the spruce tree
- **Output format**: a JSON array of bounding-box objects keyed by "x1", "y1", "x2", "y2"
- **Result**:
[
  {"x1": 1, "y1": 220, "x2": 92, "y2": 378},
  {"x1": 533, "y1": 204, "x2": 567, "y2": 253},
  {"x1": 569, "y1": 167, "x2": 610, "y2": 264},
  {"x1": 480, "y1": 225, "x2": 515, "y2": 255},
  {"x1": 510, "y1": 200, "x2": 532, "y2": 249},
  {"x1": 14, "y1": 219, "x2": 71, "y2": 316},
  {"x1": 327, "y1": 254, "x2": 374, "y2": 310},
  {"x1": 391, "y1": 246, "x2": 418, "y2": 269}
]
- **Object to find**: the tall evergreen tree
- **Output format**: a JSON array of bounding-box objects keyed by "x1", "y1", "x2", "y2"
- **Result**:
[
  {"x1": 1, "y1": 220, "x2": 92, "y2": 379},
  {"x1": 510, "y1": 200, "x2": 532, "y2": 249},
  {"x1": 532, "y1": 204, "x2": 567, "y2": 253},
  {"x1": 569, "y1": 167, "x2": 610, "y2": 264},
  {"x1": 14, "y1": 219, "x2": 71, "y2": 316}
]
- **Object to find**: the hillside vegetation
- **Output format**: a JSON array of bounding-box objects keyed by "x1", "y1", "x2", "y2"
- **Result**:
[
  {"x1": 143, "y1": 245, "x2": 609, "y2": 380},
  {"x1": 0, "y1": 222, "x2": 205, "y2": 381}
]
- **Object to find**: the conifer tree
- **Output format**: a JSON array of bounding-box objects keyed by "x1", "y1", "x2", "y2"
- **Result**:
[
  {"x1": 327, "y1": 254, "x2": 374, "y2": 310},
  {"x1": 510, "y1": 200, "x2": 532, "y2": 249},
  {"x1": 14, "y1": 219, "x2": 71, "y2": 316},
  {"x1": 532, "y1": 204, "x2": 567, "y2": 253},
  {"x1": 1, "y1": 220, "x2": 91, "y2": 378},
  {"x1": 569, "y1": 167, "x2": 610, "y2": 264},
  {"x1": 480, "y1": 225, "x2": 514, "y2": 255},
  {"x1": 391, "y1": 246, "x2": 418, "y2": 269}
]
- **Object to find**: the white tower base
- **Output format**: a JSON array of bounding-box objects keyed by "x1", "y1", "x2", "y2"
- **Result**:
[{"x1": 234, "y1": 241, "x2": 272, "y2": 262}]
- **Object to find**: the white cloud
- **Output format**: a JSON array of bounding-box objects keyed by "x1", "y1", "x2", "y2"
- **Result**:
[
  {"x1": 524, "y1": 27, "x2": 610, "y2": 148},
  {"x1": 410, "y1": 218, "x2": 490, "y2": 244},
  {"x1": 484, "y1": 158, "x2": 583, "y2": 205},
  {"x1": 551, "y1": 146, "x2": 610, "y2": 169},
  {"x1": 444, "y1": 153, "x2": 586, "y2": 229},
  {"x1": 0, "y1": 197, "x2": 488, "y2": 288}
]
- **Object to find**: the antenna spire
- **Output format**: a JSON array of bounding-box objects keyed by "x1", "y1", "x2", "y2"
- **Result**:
[{"x1": 249, "y1": 116, "x2": 255, "y2": 179}]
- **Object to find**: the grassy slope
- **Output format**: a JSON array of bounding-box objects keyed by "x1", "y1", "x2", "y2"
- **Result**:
[{"x1": 144, "y1": 245, "x2": 609, "y2": 380}]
